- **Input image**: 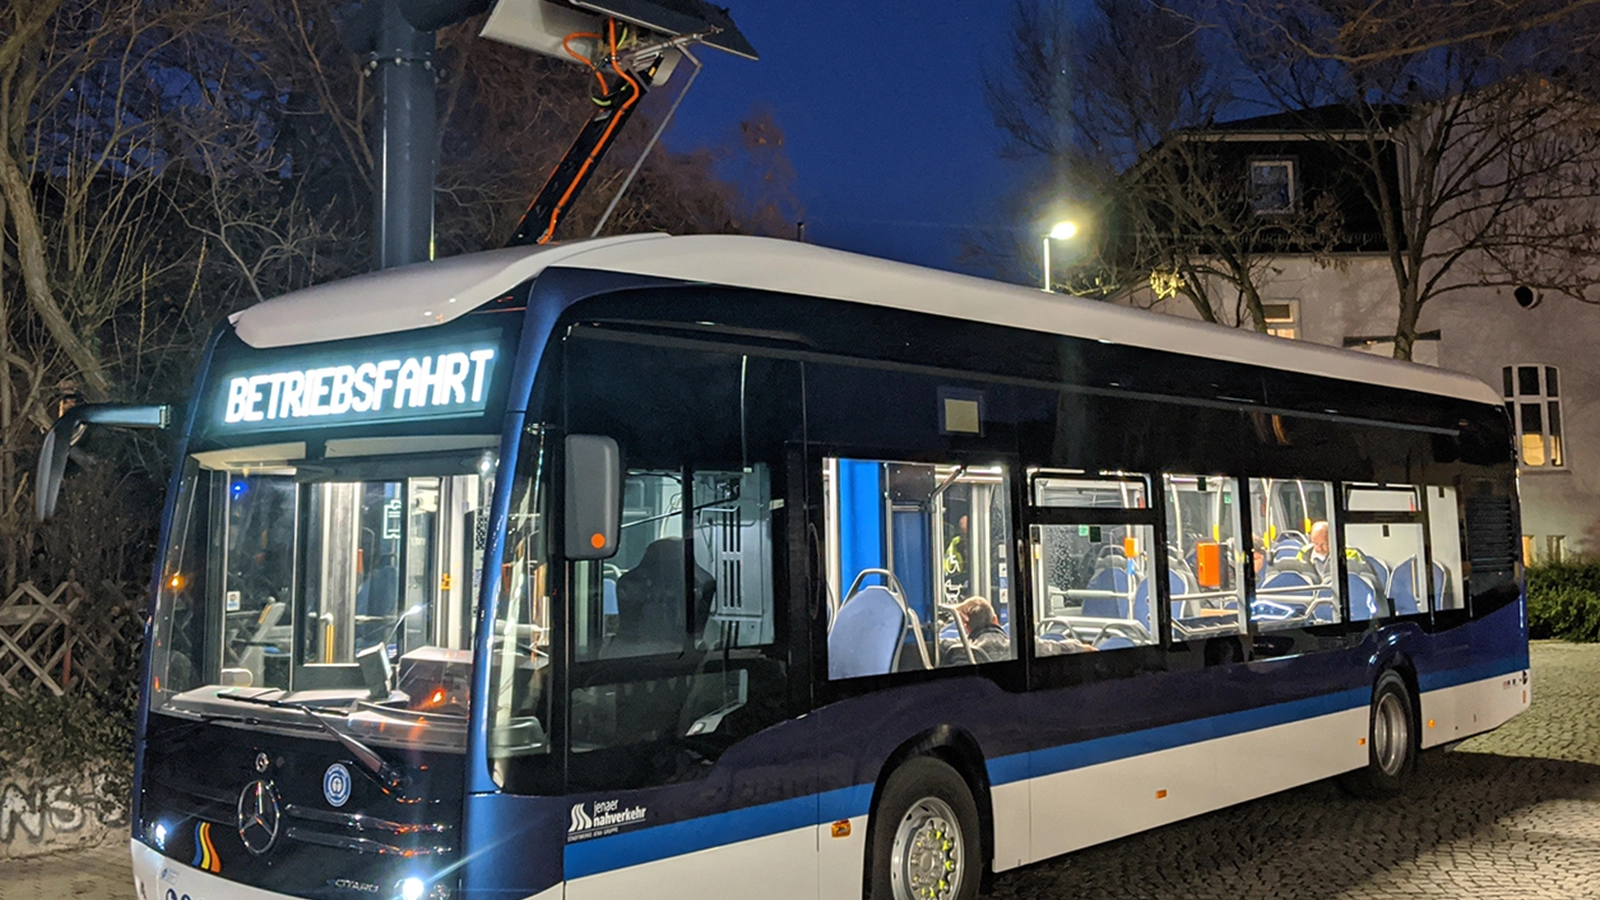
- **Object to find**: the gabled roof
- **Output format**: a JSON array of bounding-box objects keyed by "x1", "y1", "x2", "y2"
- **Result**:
[
  {"x1": 229, "y1": 234, "x2": 1501, "y2": 406},
  {"x1": 1198, "y1": 103, "x2": 1411, "y2": 136}
]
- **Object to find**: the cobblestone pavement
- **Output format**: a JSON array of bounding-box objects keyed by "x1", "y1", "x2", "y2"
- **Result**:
[
  {"x1": 4, "y1": 641, "x2": 1597, "y2": 899},
  {"x1": 0, "y1": 839, "x2": 129, "y2": 900}
]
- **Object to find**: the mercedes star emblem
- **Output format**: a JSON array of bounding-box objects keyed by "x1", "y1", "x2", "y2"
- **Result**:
[{"x1": 236, "y1": 779, "x2": 281, "y2": 856}]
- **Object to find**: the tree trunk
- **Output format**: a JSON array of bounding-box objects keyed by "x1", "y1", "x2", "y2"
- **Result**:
[
  {"x1": 0, "y1": 144, "x2": 111, "y2": 398},
  {"x1": 1238, "y1": 279, "x2": 1270, "y2": 333},
  {"x1": 1393, "y1": 280, "x2": 1422, "y2": 361}
]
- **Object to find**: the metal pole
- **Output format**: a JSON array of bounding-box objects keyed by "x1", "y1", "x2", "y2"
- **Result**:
[
  {"x1": 1041, "y1": 235, "x2": 1051, "y2": 292},
  {"x1": 371, "y1": 0, "x2": 436, "y2": 270},
  {"x1": 591, "y1": 47, "x2": 704, "y2": 238}
]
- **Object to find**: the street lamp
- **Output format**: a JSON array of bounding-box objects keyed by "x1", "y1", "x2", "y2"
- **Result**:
[{"x1": 1041, "y1": 221, "x2": 1078, "y2": 292}]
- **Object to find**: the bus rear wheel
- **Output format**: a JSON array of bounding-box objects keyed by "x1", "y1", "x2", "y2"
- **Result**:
[
  {"x1": 870, "y1": 756, "x2": 981, "y2": 900},
  {"x1": 1340, "y1": 670, "x2": 1416, "y2": 797}
]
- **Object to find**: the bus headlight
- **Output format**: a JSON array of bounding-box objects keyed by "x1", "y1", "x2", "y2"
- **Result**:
[
  {"x1": 152, "y1": 821, "x2": 168, "y2": 851},
  {"x1": 395, "y1": 876, "x2": 451, "y2": 900}
]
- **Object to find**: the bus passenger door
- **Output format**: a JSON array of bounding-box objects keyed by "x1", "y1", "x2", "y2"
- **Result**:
[{"x1": 560, "y1": 332, "x2": 817, "y2": 900}]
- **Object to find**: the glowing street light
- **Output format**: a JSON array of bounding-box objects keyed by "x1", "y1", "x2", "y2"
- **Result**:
[{"x1": 1041, "y1": 221, "x2": 1079, "y2": 291}]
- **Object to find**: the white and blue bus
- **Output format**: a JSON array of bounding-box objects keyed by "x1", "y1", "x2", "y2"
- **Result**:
[{"x1": 79, "y1": 234, "x2": 1526, "y2": 900}]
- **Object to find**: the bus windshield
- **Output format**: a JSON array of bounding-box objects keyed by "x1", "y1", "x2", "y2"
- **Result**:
[{"x1": 148, "y1": 434, "x2": 500, "y2": 751}]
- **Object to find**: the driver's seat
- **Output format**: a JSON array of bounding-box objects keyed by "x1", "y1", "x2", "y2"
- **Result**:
[{"x1": 236, "y1": 601, "x2": 286, "y2": 681}]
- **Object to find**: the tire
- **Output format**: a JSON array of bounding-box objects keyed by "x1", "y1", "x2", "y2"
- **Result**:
[
  {"x1": 1339, "y1": 670, "x2": 1417, "y2": 797},
  {"x1": 868, "y1": 756, "x2": 981, "y2": 900}
]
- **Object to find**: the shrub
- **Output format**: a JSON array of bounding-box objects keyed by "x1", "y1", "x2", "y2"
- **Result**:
[
  {"x1": 0, "y1": 688, "x2": 134, "y2": 801},
  {"x1": 1526, "y1": 560, "x2": 1600, "y2": 642}
]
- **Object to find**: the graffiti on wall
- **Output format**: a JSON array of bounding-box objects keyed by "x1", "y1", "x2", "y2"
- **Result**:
[{"x1": 0, "y1": 771, "x2": 125, "y2": 849}]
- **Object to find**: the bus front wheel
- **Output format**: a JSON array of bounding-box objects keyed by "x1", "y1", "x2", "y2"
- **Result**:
[
  {"x1": 869, "y1": 756, "x2": 981, "y2": 900},
  {"x1": 1340, "y1": 670, "x2": 1417, "y2": 797}
]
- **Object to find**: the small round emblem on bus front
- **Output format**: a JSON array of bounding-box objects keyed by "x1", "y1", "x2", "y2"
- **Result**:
[
  {"x1": 324, "y1": 763, "x2": 352, "y2": 808},
  {"x1": 254, "y1": 752, "x2": 270, "y2": 773},
  {"x1": 236, "y1": 780, "x2": 281, "y2": 855}
]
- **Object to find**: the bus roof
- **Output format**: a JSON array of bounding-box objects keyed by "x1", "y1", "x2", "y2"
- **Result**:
[{"x1": 230, "y1": 233, "x2": 1501, "y2": 406}]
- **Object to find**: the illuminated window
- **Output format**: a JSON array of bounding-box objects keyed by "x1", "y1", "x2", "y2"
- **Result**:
[
  {"x1": 1262, "y1": 300, "x2": 1298, "y2": 339},
  {"x1": 1502, "y1": 365, "x2": 1564, "y2": 467},
  {"x1": 1250, "y1": 159, "x2": 1297, "y2": 214}
]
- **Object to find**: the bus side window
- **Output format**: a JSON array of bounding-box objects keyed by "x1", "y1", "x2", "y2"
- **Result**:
[
  {"x1": 1247, "y1": 478, "x2": 1343, "y2": 633},
  {"x1": 824, "y1": 459, "x2": 1016, "y2": 677},
  {"x1": 1029, "y1": 473, "x2": 1157, "y2": 655},
  {"x1": 1163, "y1": 475, "x2": 1246, "y2": 640},
  {"x1": 1344, "y1": 484, "x2": 1429, "y2": 620},
  {"x1": 1427, "y1": 485, "x2": 1465, "y2": 612}
]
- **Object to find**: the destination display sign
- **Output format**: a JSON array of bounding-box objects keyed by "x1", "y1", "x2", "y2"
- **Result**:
[{"x1": 212, "y1": 328, "x2": 505, "y2": 433}]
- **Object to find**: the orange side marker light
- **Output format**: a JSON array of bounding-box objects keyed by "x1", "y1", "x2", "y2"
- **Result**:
[
  {"x1": 830, "y1": 820, "x2": 851, "y2": 838},
  {"x1": 1427, "y1": 719, "x2": 1436, "y2": 729},
  {"x1": 590, "y1": 533, "x2": 606, "y2": 549},
  {"x1": 1155, "y1": 789, "x2": 1168, "y2": 800},
  {"x1": 1358, "y1": 737, "x2": 1366, "y2": 746}
]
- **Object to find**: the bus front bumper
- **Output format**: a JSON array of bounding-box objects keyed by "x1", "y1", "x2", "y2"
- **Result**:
[{"x1": 132, "y1": 839, "x2": 295, "y2": 900}]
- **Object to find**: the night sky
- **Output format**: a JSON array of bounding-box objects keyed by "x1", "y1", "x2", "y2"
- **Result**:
[{"x1": 657, "y1": 2, "x2": 1022, "y2": 275}]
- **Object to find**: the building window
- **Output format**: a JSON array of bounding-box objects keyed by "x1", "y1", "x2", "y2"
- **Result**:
[
  {"x1": 1250, "y1": 159, "x2": 1297, "y2": 214},
  {"x1": 1262, "y1": 300, "x2": 1299, "y2": 339},
  {"x1": 1502, "y1": 365, "x2": 1564, "y2": 467},
  {"x1": 1547, "y1": 534, "x2": 1566, "y2": 563}
]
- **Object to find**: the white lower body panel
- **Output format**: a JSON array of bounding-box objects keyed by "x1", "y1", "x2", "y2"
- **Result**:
[
  {"x1": 566, "y1": 822, "x2": 817, "y2": 900},
  {"x1": 1419, "y1": 668, "x2": 1530, "y2": 748},
  {"x1": 132, "y1": 840, "x2": 289, "y2": 900},
  {"x1": 1026, "y1": 706, "x2": 1369, "y2": 863}
]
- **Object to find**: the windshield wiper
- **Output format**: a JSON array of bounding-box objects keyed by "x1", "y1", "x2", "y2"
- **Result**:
[{"x1": 223, "y1": 692, "x2": 412, "y2": 798}]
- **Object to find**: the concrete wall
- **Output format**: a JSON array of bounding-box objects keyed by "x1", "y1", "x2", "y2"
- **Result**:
[
  {"x1": 0, "y1": 766, "x2": 125, "y2": 860},
  {"x1": 1117, "y1": 254, "x2": 1600, "y2": 557}
]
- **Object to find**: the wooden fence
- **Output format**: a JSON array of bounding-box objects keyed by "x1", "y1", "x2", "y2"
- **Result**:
[{"x1": 0, "y1": 582, "x2": 133, "y2": 698}]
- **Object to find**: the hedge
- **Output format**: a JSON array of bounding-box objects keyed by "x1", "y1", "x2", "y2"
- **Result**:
[
  {"x1": 0, "y1": 688, "x2": 133, "y2": 797},
  {"x1": 1526, "y1": 560, "x2": 1600, "y2": 642}
]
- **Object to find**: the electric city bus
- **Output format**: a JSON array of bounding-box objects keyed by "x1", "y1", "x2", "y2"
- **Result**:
[{"x1": 63, "y1": 233, "x2": 1527, "y2": 900}]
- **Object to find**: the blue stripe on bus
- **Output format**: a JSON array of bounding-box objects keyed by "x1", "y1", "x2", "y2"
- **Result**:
[
  {"x1": 1417, "y1": 653, "x2": 1529, "y2": 693},
  {"x1": 566, "y1": 653, "x2": 1528, "y2": 879},
  {"x1": 987, "y1": 685, "x2": 1369, "y2": 787},
  {"x1": 818, "y1": 783, "x2": 875, "y2": 823}
]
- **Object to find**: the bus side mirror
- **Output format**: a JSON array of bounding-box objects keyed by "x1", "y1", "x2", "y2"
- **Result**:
[
  {"x1": 564, "y1": 434, "x2": 621, "y2": 559},
  {"x1": 37, "y1": 403, "x2": 171, "y2": 521}
]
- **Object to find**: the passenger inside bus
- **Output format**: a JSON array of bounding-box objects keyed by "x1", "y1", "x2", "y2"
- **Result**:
[
  {"x1": 1250, "y1": 481, "x2": 1465, "y2": 626},
  {"x1": 941, "y1": 596, "x2": 1011, "y2": 664},
  {"x1": 825, "y1": 460, "x2": 1016, "y2": 678}
]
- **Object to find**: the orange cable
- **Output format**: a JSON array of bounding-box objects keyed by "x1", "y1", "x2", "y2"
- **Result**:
[
  {"x1": 562, "y1": 31, "x2": 609, "y2": 96},
  {"x1": 537, "y1": 18, "x2": 643, "y2": 244}
]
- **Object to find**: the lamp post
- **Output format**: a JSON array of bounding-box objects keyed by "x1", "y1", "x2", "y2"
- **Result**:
[{"x1": 1041, "y1": 220, "x2": 1078, "y2": 292}]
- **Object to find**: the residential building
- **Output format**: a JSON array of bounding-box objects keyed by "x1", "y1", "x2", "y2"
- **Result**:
[{"x1": 1110, "y1": 106, "x2": 1600, "y2": 561}]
